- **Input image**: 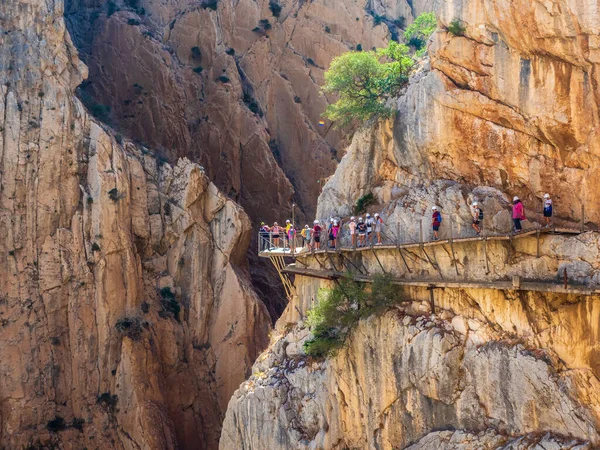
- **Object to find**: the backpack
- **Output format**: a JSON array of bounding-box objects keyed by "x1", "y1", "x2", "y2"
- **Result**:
[
  {"x1": 478, "y1": 208, "x2": 484, "y2": 220},
  {"x1": 435, "y1": 211, "x2": 442, "y2": 223}
]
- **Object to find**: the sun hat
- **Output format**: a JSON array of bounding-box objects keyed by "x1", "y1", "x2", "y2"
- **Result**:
[
  {"x1": 513, "y1": 196, "x2": 519, "y2": 201},
  {"x1": 313, "y1": 220, "x2": 319, "y2": 224},
  {"x1": 431, "y1": 206, "x2": 437, "y2": 210}
]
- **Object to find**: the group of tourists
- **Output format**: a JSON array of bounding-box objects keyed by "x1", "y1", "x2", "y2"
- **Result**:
[
  {"x1": 431, "y1": 193, "x2": 553, "y2": 240},
  {"x1": 258, "y1": 213, "x2": 386, "y2": 251},
  {"x1": 259, "y1": 194, "x2": 554, "y2": 250}
]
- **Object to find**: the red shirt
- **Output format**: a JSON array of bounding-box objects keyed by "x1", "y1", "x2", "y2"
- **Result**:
[{"x1": 432, "y1": 211, "x2": 441, "y2": 226}]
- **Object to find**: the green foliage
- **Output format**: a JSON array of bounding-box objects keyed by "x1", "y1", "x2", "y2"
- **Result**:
[
  {"x1": 269, "y1": 0, "x2": 282, "y2": 17},
  {"x1": 47, "y1": 416, "x2": 67, "y2": 433},
  {"x1": 90, "y1": 102, "x2": 111, "y2": 123},
  {"x1": 91, "y1": 242, "x2": 101, "y2": 252},
  {"x1": 108, "y1": 188, "x2": 119, "y2": 201},
  {"x1": 447, "y1": 18, "x2": 466, "y2": 36},
  {"x1": 404, "y1": 12, "x2": 436, "y2": 50},
  {"x1": 127, "y1": 18, "x2": 140, "y2": 26},
  {"x1": 191, "y1": 46, "x2": 202, "y2": 59},
  {"x1": 202, "y1": 0, "x2": 219, "y2": 11},
  {"x1": 71, "y1": 418, "x2": 85, "y2": 431},
  {"x1": 159, "y1": 287, "x2": 181, "y2": 322},
  {"x1": 324, "y1": 26, "x2": 331, "y2": 33},
  {"x1": 354, "y1": 192, "x2": 375, "y2": 214},
  {"x1": 97, "y1": 392, "x2": 118, "y2": 412},
  {"x1": 225, "y1": 47, "x2": 235, "y2": 56},
  {"x1": 115, "y1": 315, "x2": 147, "y2": 341},
  {"x1": 355, "y1": 43, "x2": 363, "y2": 51},
  {"x1": 107, "y1": 0, "x2": 118, "y2": 17},
  {"x1": 193, "y1": 66, "x2": 203, "y2": 74},
  {"x1": 216, "y1": 75, "x2": 230, "y2": 83},
  {"x1": 322, "y1": 41, "x2": 413, "y2": 127},
  {"x1": 303, "y1": 274, "x2": 403, "y2": 358}
]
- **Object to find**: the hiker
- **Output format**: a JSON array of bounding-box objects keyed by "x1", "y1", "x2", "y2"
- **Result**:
[
  {"x1": 366, "y1": 213, "x2": 374, "y2": 245},
  {"x1": 357, "y1": 217, "x2": 367, "y2": 247},
  {"x1": 374, "y1": 213, "x2": 384, "y2": 245},
  {"x1": 327, "y1": 218, "x2": 335, "y2": 249},
  {"x1": 312, "y1": 220, "x2": 322, "y2": 250},
  {"x1": 331, "y1": 220, "x2": 340, "y2": 249},
  {"x1": 259, "y1": 222, "x2": 271, "y2": 250},
  {"x1": 271, "y1": 222, "x2": 283, "y2": 247},
  {"x1": 285, "y1": 219, "x2": 292, "y2": 249},
  {"x1": 302, "y1": 225, "x2": 312, "y2": 251},
  {"x1": 512, "y1": 196, "x2": 526, "y2": 232},
  {"x1": 543, "y1": 193, "x2": 553, "y2": 227},
  {"x1": 348, "y1": 216, "x2": 357, "y2": 248},
  {"x1": 431, "y1": 206, "x2": 442, "y2": 240},
  {"x1": 288, "y1": 225, "x2": 297, "y2": 252},
  {"x1": 471, "y1": 202, "x2": 483, "y2": 236}
]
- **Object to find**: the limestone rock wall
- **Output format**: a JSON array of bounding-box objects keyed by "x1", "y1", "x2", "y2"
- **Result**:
[
  {"x1": 319, "y1": 0, "x2": 600, "y2": 227},
  {"x1": 221, "y1": 292, "x2": 600, "y2": 449},
  {"x1": 0, "y1": 0, "x2": 269, "y2": 448}
]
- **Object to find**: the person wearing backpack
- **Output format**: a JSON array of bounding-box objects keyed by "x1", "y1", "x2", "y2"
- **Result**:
[
  {"x1": 312, "y1": 220, "x2": 322, "y2": 250},
  {"x1": 471, "y1": 202, "x2": 483, "y2": 236},
  {"x1": 431, "y1": 206, "x2": 442, "y2": 240}
]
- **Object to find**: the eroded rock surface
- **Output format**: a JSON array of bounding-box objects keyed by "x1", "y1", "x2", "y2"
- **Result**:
[
  {"x1": 0, "y1": 0, "x2": 269, "y2": 448},
  {"x1": 319, "y1": 0, "x2": 600, "y2": 226}
]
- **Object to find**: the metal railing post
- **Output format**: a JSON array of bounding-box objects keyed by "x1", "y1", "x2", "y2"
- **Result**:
[
  {"x1": 269, "y1": 231, "x2": 273, "y2": 249},
  {"x1": 419, "y1": 218, "x2": 424, "y2": 243},
  {"x1": 581, "y1": 204, "x2": 585, "y2": 232}
]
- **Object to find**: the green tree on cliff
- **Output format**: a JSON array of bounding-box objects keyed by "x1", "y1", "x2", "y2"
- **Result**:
[
  {"x1": 322, "y1": 41, "x2": 414, "y2": 127},
  {"x1": 404, "y1": 12, "x2": 437, "y2": 54}
]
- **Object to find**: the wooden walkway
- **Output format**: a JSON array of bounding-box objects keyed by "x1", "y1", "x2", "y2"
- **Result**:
[
  {"x1": 259, "y1": 226, "x2": 597, "y2": 300},
  {"x1": 258, "y1": 227, "x2": 582, "y2": 259},
  {"x1": 282, "y1": 266, "x2": 600, "y2": 296}
]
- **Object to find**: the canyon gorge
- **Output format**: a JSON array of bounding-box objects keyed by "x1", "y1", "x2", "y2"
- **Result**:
[{"x1": 1, "y1": 0, "x2": 600, "y2": 449}]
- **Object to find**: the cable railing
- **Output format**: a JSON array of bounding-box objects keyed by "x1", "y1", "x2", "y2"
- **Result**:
[{"x1": 258, "y1": 208, "x2": 589, "y2": 256}]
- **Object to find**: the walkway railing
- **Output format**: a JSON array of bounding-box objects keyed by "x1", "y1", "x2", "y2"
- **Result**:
[{"x1": 258, "y1": 211, "x2": 588, "y2": 257}]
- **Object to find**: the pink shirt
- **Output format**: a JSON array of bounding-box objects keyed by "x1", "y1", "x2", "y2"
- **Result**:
[{"x1": 513, "y1": 202, "x2": 525, "y2": 220}]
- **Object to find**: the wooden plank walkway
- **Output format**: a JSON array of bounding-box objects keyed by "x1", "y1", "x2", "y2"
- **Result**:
[
  {"x1": 258, "y1": 227, "x2": 583, "y2": 259},
  {"x1": 282, "y1": 266, "x2": 600, "y2": 296}
]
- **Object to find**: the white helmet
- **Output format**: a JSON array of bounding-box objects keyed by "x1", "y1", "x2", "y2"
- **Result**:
[
  {"x1": 286, "y1": 219, "x2": 290, "y2": 223},
  {"x1": 544, "y1": 193, "x2": 550, "y2": 199},
  {"x1": 513, "y1": 196, "x2": 519, "y2": 201},
  {"x1": 333, "y1": 221, "x2": 338, "y2": 225},
  {"x1": 313, "y1": 220, "x2": 319, "y2": 224},
  {"x1": 366, "y1": 213, "x2": 371, "y2": 217},
  {"x1": 473, "y1": 202, "x2": 478, "y2": 206},
  {"x1": 431, "y1": 206, "x2": 438, "y2": 210},
  {"x1": 358, "y1": 217, "x2": 364, "y2": 222},
  {"x1": 350, "y1": 216, "x2": 355, "y2": 221},
  {"x1": 374, "y1": 213, "x2": 379, "y2": 217}
]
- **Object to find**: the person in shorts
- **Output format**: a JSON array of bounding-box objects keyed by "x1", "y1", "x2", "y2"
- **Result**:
[
  {"x1": 303, "y1": 225, "x2": 312, "y2": 251},
  {"x1": 357, "y1": 217, "x2": 367, "y2": 247},
  {"x1": 348, "y1": 217, "x2": 357, "y2": 248},
  {"x1": 543, "y1": 193, "x2": 553, "y2": 227},
  {"x1": 365, "y1": 213, "x2": 374, "y2": 246},
  {"x1": 312, "y1": 220, "x2": 322, "y2": 250},
  {"x1": 431, "y1": 206, "x2": 442, "y2": 240},
  {"x1": 374, "y1": 213, "x2": 384, "y2": 245},
  {"x1": 271, "y1": 222, "x2": 282, "y2": 248}
]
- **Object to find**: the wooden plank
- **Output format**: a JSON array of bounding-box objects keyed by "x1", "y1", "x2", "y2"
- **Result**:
[{"x1": 283, "y1": 266, "x2": 600, "y2": 296}]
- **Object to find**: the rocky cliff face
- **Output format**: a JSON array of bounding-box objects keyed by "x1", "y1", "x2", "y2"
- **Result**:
[
  {"x1": 319, "y1": 0, "x2": 600, "y2": 226},
  {"x1": 221, "y1": 250, "x2": 600, "y2": 449},
  {"x1": 0, "y1": 1, "x2": 269, "y2": 448},
  {"x1": 220, "y1": 0, "x2": 600, "y2": 448}
]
